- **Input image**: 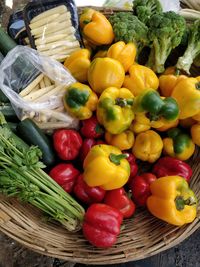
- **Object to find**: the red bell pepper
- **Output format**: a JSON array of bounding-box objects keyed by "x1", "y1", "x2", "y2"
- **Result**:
[
  {"x1": 123, "y1": 152, "x2": 138, "y2": 182},
  {"x1": 53, "y1": 129, "x2": 82, "y2": 160},
  {"x1": 82, "y1": 203, "x2": 123, "y2": 248},
  {"x1": 80, "y1": 115, "x2": 104, "y2": 139},
  {"x1": 152, "y1": 156, "x2": 192, "y2": 182},
  {"x1": 79, "y1": 138, "x2": 105, "y2": 162},
  {"x1": 104, "y1": 188, "x2": 136, "y2": 219},
  {"x1": 49, "y1": 163, "x2": 80, "y2": 193},
  {"x1": 130, "y1": 173, "x2": 157, "y2": 207},
  {"x1": 73, "y1": 174, "x2": 106, "y2": 205}
]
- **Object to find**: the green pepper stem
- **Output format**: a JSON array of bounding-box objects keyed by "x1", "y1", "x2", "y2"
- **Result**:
[
  {"x1": 115, "y1": 98, "x2": 133, "y2": 107},
  {"x1": 109, "y1": 153, "x2": 127, "y2": 166},
  {"x1": 175, "y1": 196, "x2": 196, "y2": 211},
  {"x1": 195, "y1": 82, "x2": 200, "y2": 90}
]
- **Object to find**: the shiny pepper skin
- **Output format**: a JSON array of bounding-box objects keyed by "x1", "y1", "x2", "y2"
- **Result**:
[
  {"x1": 130, "y1": 173, "x2": 157, "y2": 207},
  {"x1": 105, "y1": 130, "x2": 135, "y2": 151},
  {"x1": 82, "y1": 203, "x2": 123, "y2": 248},
  {"x1": 49, "y1": 163, "x2": 80, "y2": 193},
  {"x1": 80, "y1": 8, "x2": 114, "y2": 46},
  {"x1": 104, "y1": 188, "x2": 136, "y2": 219},
  {"x1": 147, "y1": 176, "x2": 197, "y2": 226},
  {"x1": 132, "y1": 130, "x2": 163, "y2": 163},
  {"x1": 123, "y1": 64, "x2": 159, "y2": 96},
  {"x1": 64, "y1": 49, "x2": 91, "y2": 83},
  {"x1": 53, "y1": 129, "x2": 82, "y2": 161},
  {"x1": 74, "y1": 174, "x2": 106, "y2": 205},
  {"x1": 107, "y1": 41, "x2": 137, "y2": 72},
  {"x1": 88, "y1": 58, "x2": 125, "y2": 94},
  {"x1": 80, "y1": 115, "x2": 104, "y2": 139}
]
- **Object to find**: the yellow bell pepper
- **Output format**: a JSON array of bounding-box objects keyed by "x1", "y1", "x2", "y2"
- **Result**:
[
  {"x1": 129, "y1": 113, "x2": 151, "y2": 134},
  {"x1": 83, "y1": 144, "x2": 130, "y2": 190},
  {"x1": 97, "y1": 87, "x2": 135, "y2": 134},
  {"x1": 156, "y1": 119, "x2": 179, "y2": 132},
  {"x1": 132, "y1": 130, "x2": 163, "y2": 163},
  {"x1": 171, "y1": 76, "x2": 200, "y2": 119},
  {"x1": 63, "y1": 82, "x2": 98, "y2": 120},
  {"x1": 147, "y1": 176, "x2": 197, "y2": 226},
  {"x1": 163, "y1": 128, "x2": 195, "y2": 161},
  {"x1": 64, "y1": 49, "x2": 91, "y2": 83},
  {"x1": 191, "y1": 123, "x2": 200, "y2": 146},
  {"x1": 79, "y1": 8, "x2": 114, "y2": 46},
  {"x1": 107, "y1": 41, "x2": 137, "y2": 72},
  {"x1": 159, "y1": 67, "x2": 187, "y2": 97},
  {"x1": 123, "y1": 64, "x2": 159, "y2": 96},
  {"x1": 88, "y1": 57, "x2": 125, "y2": 94},
  {"x1": 105, "y1": 130, "x2": 134, "y2": 151}
]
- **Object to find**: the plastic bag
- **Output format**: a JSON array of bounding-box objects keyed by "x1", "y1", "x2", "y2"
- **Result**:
[
  {"x1": 0, "y1": 45, "x2": 79, "y2": 129},
  {"x1": 104, "y1": 0, "x2": 180, "y2": 12}
]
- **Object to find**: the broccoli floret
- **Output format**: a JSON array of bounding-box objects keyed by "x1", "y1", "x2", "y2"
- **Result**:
[
  {"x1": 109, "y1": 12, "x2": 149, "y2": 56},
  {"x1": 176, "y1": 19, "x2": 200, "y2": 74},
  {"x1": 132, "y1": 0, "x2": 162, "y2": 25},
  {"x1": 147, "y1": 11, "x2": 186, "y2": 73}
]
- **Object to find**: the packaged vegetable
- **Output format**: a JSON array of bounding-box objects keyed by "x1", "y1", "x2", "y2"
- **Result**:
[
  {"x1": 0, "y1": 46, "x2": 78, "y2": 129},
  {"x1": 23, "y1": 0, "x2": 82, "y2": 62}
]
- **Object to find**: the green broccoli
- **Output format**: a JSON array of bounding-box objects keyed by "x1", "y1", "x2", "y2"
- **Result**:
[
  {"x1": 147, "y1": 11, "x2": 186, "y2": 73},
  {"x1": 176, "y1": 19, "x2": 200, "y2": 74},
  {"x1": 132, "y1": 0, "x2": 162, "y2": 25},
  {"x1": 109, "y1": 12, "x2": 149, "y2": 56}
]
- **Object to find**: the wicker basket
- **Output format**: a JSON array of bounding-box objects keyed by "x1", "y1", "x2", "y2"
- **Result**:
[{"x1": 0, "y1": 2, "x2": 200, "y2": 265}]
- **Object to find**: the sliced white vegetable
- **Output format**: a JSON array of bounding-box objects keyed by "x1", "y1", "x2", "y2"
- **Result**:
[
  {"x1": 23, "y1": 85, "x2": 54, "y2": 101},
  {"x1": 30, "y1": 12, "x2": 71, "y2": 33},
  {"x1": 34, "y1": 27, "x2": 75, "y2": 39},
  {"x1": 30, "y1": 5, "x2": 67, "y2": 23},
  {"x1": 40, "y1": 45, "x2": 79, "y2": 56},
  {"x1": 39, "y1": 78, "x2": 45, "y2": 89},
  {"x1": 35, "y1": 85, "x2": 66, "y2": 102},
  {"x1": 37, "y1": 40, "x2": 80, "y2": 51},
  {"x1": 35, "y1": 33, "x2": 72, "y2": 45},
  {"x1": 29, "y1": 14, "x2": 60, "y2": 30},
  {"x1": 31, "y1": 20, "x2": 72, "y2": 36},
  {"x1": 19, "y1": 74, "x2": 44, "y2": 97},
  {"x1": 43, "y1": 76, "x2": 52, "y2": 87},
  {"x1": 41, "y1": 109, "x2": 73, "y2": 122}
]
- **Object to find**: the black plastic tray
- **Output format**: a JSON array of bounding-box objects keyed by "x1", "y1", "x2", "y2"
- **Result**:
[{"x1": 23, "y1": 0, "x2": 82, "y2": 49}]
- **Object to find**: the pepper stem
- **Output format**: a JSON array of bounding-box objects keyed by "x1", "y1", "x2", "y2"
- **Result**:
[
  {"x1": 195, "y1": 82, "x2": 200, "y2": 90},
  {"x1": 109, "y1": 153, "x2": 127, "y2": 166},
  {"x1": 115, "y1": 98, "x2": 133, "y2": 107},
  {"x1": 175, "y1": 196, "x2": 196, "y2": 211}
]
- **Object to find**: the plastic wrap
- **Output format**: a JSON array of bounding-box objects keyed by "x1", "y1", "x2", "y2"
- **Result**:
[{"x1": 0, "y1": 46, "x2": 79, "y2": 129}]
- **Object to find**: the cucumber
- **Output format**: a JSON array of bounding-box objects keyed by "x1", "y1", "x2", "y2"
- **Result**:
[
  {"x1": 0, "y1": 27, "x2": 17, "y2": 56},
  {"x1": 0, "y1": 103, "x2": 18, "y2": 121},
  {"x1": 17, "y1": 118, "x2": 56, "y2": 167},
  {"x1": 7, "y1": 122, "x2": 18, "y2": 133},
  {"x1": 0, "y1": 90, "x2": 10, "y2": 103}
]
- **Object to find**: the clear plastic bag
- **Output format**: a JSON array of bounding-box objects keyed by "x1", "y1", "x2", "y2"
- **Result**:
[{"x1": 0, "y1": 45, "x2": 79, "y2": 129}]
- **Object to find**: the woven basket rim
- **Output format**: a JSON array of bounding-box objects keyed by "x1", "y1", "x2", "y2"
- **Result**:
[{"x1": 0, "y1": 2, "x2": 200, "y2": 264}]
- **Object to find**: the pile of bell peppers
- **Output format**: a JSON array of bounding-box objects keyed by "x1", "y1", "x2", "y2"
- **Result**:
[{"x1": 45, "y1": 8, "x2": 200, "y2": 249}]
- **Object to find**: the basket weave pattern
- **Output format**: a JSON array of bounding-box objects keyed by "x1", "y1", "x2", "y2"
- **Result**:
[{"x1": 0, "y1": 1, "x2": 200, "y2": 264}]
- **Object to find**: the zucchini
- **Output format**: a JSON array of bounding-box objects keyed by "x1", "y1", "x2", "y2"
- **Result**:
[
  {"x1": 7, "y1": 122, "x2": 18, "y2": 133},
  {"x1": 0, "y1": 27, "x2": 17, "y2": 56},
  {"x1": 0, "y1": 103, "x2": 18, "y2": 121},
  {"x1": 0, "y1": 89, "x2": 10, "y2": 103},
  {"x1": 17, "y1": 118, "x2": 56, "y2": 167}
]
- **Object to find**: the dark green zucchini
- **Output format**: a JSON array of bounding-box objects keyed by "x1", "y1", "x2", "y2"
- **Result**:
[
  {"x1": 0, "y1": 90, "x2": 10, "y2": 103},
  {"x1": 17, "y1": 118, "x2": 56, "y2": 167},
  {"x1": 0, "y1": 103, "x2": 18, "y2": 121},
  {"x1": 0, "y1": 26, "x2": 17, "y2": 56}
]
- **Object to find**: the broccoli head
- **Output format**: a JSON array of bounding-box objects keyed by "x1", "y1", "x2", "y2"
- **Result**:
[
  {"x1": 147, "y1": 11, "x2": 186, "y2": 73},
  {"x1": 109, "y1": 12, "x2": 149, "y2": 56},
  {"x1": 176, "y1": 19, "x2": 200, "y2": 74},
  {"x1": 132, "y1": 0, "x2": 162, "y2": 25}
]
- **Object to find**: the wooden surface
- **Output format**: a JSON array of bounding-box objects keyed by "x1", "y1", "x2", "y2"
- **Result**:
[{"x1": 0, "y1": 228, "x2": 200, "y2": 267}]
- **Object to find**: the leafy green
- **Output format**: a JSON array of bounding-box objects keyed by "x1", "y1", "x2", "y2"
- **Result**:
[{"x1": 0, "y1": 113, "x2": 84, "y2": 231}]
